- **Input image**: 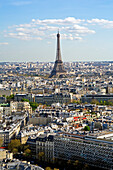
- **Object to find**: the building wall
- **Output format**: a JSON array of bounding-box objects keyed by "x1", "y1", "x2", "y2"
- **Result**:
[
  {"x1": 54, "y1": 134, "x2": 113, "y2": 169},
  {"x1": 35, "y1": 93, "x2": 72, "y2": 105},
  {"x1": 0, "y1": 97, "x2": 6, "y2": 104},
  {"x1": 0, "y1": 89, "x2": 11, "y2": 97},
  {"x1": 0, "y1": 121, "x2": 21, "y2": 146},
  {"x1": 29, "y1": 117, "x2": 52, "y2": 125},
  {"x1": 0, "y1": 149, "x2": 6, "y2": 160},
  {"x1": 82, "y1": 94, "x2": 113, "y2": 103},
  {"x1": 14, "y1": 94, "x2": 33, "y2": 102},
  {"x1": 10, "y1": 101, "x2": 32, "y2": 115},
  {"x1": 27, "y1": 135, "x2": 54, "y2": 163},
  {"x1": 36, "y1": 140, "x2": 54, "y2": 162},
  {"x1": 0, "y1": 149, "x2": 13, "y2": 160}
]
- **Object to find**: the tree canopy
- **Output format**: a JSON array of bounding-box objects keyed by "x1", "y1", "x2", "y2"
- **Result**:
[
  {"x1": 21, "y1": 98, "x2": 29, "y2": 102},
  {"x1": 21, "y1": 98, "x2": 39, "y2": 111},
  {"x1": 8, "y1": 139, "x2": 21, "y2": 152},
  {"x1": 84, "y1": 126, "x2": 90, "y2": 131},
  {"x1": 0, "y1": 137, "x2": 3, "y2": 147}
]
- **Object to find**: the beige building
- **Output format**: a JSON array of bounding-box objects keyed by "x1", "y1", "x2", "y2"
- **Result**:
[
  {"x1": 0, "y1": 106, "x2": 11, "y2": 116},
  {"x1": 29, "y1": 117, "x2": 52, "y2": 125},
  {"x1": 10, "y1": 101, "x2": 32, "y2": 115},
  {"x1": 18, "y1": 130, "x2": 44, "y2": 144},
  {"x1": 0, "y1": 149, "x2": 13, "y2": 160}
]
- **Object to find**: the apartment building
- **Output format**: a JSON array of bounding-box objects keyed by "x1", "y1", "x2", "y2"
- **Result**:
[
  {"x1": 10, "y1": 101, "x2": 32, "y2": 115},
  {"x1": 27, "y1": 135, "x2": 54, "y2": 163},
  {"x1": 54, "y1": 133, "x2": 113, "y2": 169},
  {"x1": 35, "y1": 93, "x2": 73, "y2": 105},
  {"x1": 0, "y1": 121, "x2": 21, "y2": 146},
  {"x1": 14, "y1": 94, "x2": 33, "y2": 102},
  {"x1": 82, "y1": 94, "x2": 113, "y2": 103}
]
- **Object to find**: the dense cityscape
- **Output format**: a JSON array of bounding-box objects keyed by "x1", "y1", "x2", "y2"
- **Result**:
[
  {"x1": 1, "y1": 41, "x2": 113, "y2": 169},
  {"x1": 1, "y1": 0, "x2": 113, "y2": 169}
]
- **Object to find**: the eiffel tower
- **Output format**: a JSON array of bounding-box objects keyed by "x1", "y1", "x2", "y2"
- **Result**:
[{"x1": 49, "y1": 32, "x2": 66, "y2": 78}]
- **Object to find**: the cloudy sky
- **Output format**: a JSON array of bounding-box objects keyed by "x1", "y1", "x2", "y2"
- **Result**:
[{"x1": 0, "y1": 0, "x2": 113, "y2": 62}]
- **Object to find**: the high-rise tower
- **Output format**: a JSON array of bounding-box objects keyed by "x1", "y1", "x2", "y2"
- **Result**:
[{"x1": 49, "y1": 32, "x2": 66, "y2": 78}]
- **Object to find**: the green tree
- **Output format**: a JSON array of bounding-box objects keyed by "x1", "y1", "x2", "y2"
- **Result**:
[
  {"x1": 91, "y1": 111, "x2": 96, "y2": 115},
  {"x1": 67, "y1": 160, "x2": 71, "y2": 165},
  {"x1": 45, "y1": 167, "x2": 52, "y2": 170},
  {"x1": 82, "y1": 163, "x2": 89, "y2": 170},
  {"x1": 21, "y1": 98, "x2": 39, "y2": 110},
  {"x1": 29, "y1": 102, "x2": 39, "y2": 111},
  {"x1": 23, "y1": 145, "x2": 29, "y2": 151},
  {"x1": 24, "y1": 148, "x2": 31, "y2": 156},
  {"x1": 6, "y1": 94, "x2": 14, "y2": 102},
  {"x1": 103, "y1": 100, "x2": 107, "y2": 105},
  {"x1": 84, "y1": 126, "x2": 90, "y2": 131},
  {"x1": 73, "y1": 160, "x2": 81, "y2": 169},
  {"x1": 0, "y1": 137, "x2": 3, "y2": 147},
  {"x1": 73, "y1": 160, "x2": 79, "y2": 166},
  {"x1": 12, "y1": 148, "x2": 18, "y2": 154},
  {"x1": 71, "y1": 100, "x2": 81, "y2": 104},
  {"x1": 21, "y1": 98, "x2": 29, "y2": 102},
  {"x1": 91, "y1": 99, "x2": 99, "y2": 105},
  {"x1": 38, "y1": 152, "x2": 45, "y2": 161},
  {"x1": 100, "y1": 100, "x2": 103, "y2": 105},
  {"x1": 8, "y1": 139, "x2": 21, "y2": 152}
]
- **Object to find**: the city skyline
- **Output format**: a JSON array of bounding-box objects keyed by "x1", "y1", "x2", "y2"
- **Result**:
[{"x1": 0, "y1": 0, "x2": 113, "y2": 62}]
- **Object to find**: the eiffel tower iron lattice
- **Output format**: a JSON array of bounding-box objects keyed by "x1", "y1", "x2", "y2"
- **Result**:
[{"x1": 49, "y1": 32, "x2": 67, "y2": 78}]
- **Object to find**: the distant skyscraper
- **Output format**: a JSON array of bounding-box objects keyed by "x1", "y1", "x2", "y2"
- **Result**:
[{"x1": 49, "y1": 32, "x2": 66, "y2": 78}]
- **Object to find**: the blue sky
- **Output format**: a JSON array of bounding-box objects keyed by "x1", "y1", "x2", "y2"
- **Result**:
[{"x1": 0, "y1": 0, "x2": 113, "y2": 62}]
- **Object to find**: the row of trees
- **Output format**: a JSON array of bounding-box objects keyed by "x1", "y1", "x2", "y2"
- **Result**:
[
  {"x1": 45, "y1": 158, "x2": 96, "y2": 170},
  {"x1": 91, "y1": 99, "x2": 113, "y2": 106}
]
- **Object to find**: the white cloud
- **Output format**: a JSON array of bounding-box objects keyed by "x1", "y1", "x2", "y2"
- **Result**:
[
  {"x1": 11, "y1": 1, "x2": 32, "y2": 6},
  {"x1": 0, "y1": 42, "x2": 8, "y2": 45},
  {"x1": 5, "y1": 17, "x2": 96, "y2": 41},
  {"x1": 64, "y1": 25, "x2": 96, "y2": 34},
  {"x1": 49, "y1": 33, "x2": 82, "y2": 41},
  {"x1": 87, "y1": 18, "x2": 113, "y2": 28},
  {"x1": 32, "y1": 17, "x2": 85, "y2": 25},
  {"x1": 8, "y1": 32, "x2": 42, "y2": 40}
]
